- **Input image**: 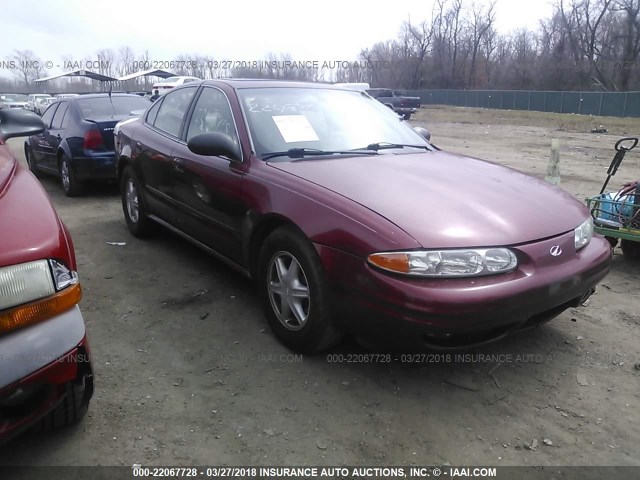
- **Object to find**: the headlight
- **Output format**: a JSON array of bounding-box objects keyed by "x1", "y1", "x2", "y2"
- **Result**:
[
  {"x1": 368, "y1": 248, "x2": 518, "y2": 277},
  {"x1": 574, "y1": 217, "x2": 594, "y2": 250},
  {"x1": 0, "y1": 260, "x2": 55, "y2": 311},
  {"x1": 0, "y1": 259, "x2": 81, "y2": 335}
]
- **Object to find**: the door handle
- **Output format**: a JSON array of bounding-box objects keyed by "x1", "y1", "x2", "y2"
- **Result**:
[{"x1": 172, "y1": 158, "x2": 185, "y2": 173}]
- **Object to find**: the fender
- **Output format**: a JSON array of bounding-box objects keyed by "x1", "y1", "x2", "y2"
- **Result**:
[
  {"x1": 56, "y1": 139, "x2": 73, "y2": 166},
  {"x1": 116, "y1": 143, "x2": 133, "y2": 179}
]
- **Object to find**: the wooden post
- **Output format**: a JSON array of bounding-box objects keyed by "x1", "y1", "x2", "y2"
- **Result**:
[{"x1": 545, "y1": 139, "x2": 561, "y2": 185}]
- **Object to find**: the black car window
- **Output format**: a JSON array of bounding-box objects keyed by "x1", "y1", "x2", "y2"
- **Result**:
[
  {"x1": 153, "y1": 87, "x2": 197, "y2": 138},
  {"x1": 40, "y1": 104, "x2": 58, "y2": 128},
  {"x1": 186, "y1": 87, "x2": 238, "y2": 143},
  {"x1": 145, "y1": 97, "x2": 162, "y2": 125},
  {"x1": 76, "y1": 96, "x2": 151, "y2": 119},
  {"x1": 61, "y1": 103, "x2": 72, "y2": 129},
  {"x1": 51, "y1": 102, "x2": 68, "y2": 129}
]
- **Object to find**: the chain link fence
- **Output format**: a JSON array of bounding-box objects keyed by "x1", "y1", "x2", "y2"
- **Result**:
[{"x1": 403, "y1": 90, "x2": 640, "y2": 117}]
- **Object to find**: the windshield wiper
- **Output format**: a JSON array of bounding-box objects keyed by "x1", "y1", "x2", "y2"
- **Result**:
[
  {"x1": 353, "y1": 142, "x2": 431, "y2": 152},
  {"x1": 261, "y1": 148, "x2": 377, "y2": 161}
]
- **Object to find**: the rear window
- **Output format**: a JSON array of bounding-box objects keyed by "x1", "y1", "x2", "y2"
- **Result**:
[{"x1": 77, "y1": 96, "x2": 151, "y2": 118}]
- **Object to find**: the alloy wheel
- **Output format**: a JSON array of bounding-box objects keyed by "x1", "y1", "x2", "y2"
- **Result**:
[
  {"x1": 267, "y1": 251, "x2": 311, "y2": 331},
  {"x1": 125, "y1": 178, "x2": 139, "y2": 223}
]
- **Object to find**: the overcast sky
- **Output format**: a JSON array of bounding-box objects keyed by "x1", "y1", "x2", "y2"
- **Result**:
[{"x1": 1, "y1": 0, "x2": 555, "y2": 79}]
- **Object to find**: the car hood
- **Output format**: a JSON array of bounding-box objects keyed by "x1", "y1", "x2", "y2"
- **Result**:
[
  {"x1": 0, "y1": 150, "x2": 68, "y2": 266},
  {"x1": 269, "y1": 151, "x2": 588, "y2": 248}
]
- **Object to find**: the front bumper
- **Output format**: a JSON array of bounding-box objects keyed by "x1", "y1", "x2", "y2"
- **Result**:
[
  {"x1": 395, "y1": 107, "x2": 417, "y2": 115},
  {"x1": 318, "y1": 233, "x2": 612, "y2": 348},
  {"x1": 0, "y1": 306, "x2": 92, "y2": 442}
]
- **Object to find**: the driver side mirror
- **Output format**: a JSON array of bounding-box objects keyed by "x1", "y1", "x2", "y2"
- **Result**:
[
  {"x1": 413, "y1": 126, "x2": 431, "y2": 142},
  {"x1": 187, "y1": 132, "x2": 241, "y2": 161},
  {"x1": 0, "y1": 108, "x2": 45, "y2": 141}
]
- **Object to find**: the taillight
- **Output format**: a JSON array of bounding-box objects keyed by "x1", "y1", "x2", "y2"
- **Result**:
[{"x1": 83, "y1": 129, "x2": 104, "y2": 150}]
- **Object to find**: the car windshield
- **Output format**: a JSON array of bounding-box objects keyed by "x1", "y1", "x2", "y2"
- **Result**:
[
  {"x1": 159, "y1": 77, "x2": 181, "y2": 83},
  {"x1": 1, "y1": 94, "x2": 28, "y2": 102},
  {"x1": 77, "y1": 96, "x2": 151, "y2": 118},
  {"x1": 237, "y1": 87, "x2": 429, "y2": 160}
]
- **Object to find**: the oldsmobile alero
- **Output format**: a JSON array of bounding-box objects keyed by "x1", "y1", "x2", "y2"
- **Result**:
[{"x1": 114, "y1": 79, "x2": 612, "y2": 352}]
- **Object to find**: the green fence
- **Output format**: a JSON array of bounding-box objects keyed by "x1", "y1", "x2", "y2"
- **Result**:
[{"x1": 405, "y1": 89, "x2": 640, "y2": 118}]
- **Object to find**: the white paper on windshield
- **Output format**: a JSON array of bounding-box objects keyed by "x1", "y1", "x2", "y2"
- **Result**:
[{"x1": 272, "y1": 115, "x2": 319, "y2": 143}]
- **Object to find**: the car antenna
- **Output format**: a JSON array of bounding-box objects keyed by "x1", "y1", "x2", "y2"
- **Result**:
[{"x1": 108, "y1": 83, "x2": 115, "y2": 116}]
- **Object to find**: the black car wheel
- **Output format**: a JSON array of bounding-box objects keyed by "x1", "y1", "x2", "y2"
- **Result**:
[
  {"x1": 605, "y1": 236, "x2": 619, "y2": 248},
  {"x1": 121, "y1": 165, "x2": 154, "y2": 237},
  {"x1": 403, "y1": 113, "x2": 412, "y2": 120},
  {"x1": 59, "y1": 154, "x2": 83, "y2": 197},
  {"x1": 258, "y1": 226, "x2": 342, "y2": 353},
  {"x1": 621, "y1": 239, "x2": 640, "y2": 260},
  {"x1": 35, "y1": 373, "x2": 93, "y2": 431},
  {"x1": 24, "y1": 144, "x2": 41, "y2": 178}
]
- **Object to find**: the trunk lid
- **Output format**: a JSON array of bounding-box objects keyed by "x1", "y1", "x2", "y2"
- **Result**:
[{"x1": 84, "y1": 115, "x2": 130, "y2": 150}]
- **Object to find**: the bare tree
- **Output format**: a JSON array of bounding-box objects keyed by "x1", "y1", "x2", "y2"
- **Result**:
[
  {"x1": 467, "y1": 1, "x2": 496, "y2": 87},
  {"x1": 9, "y1": 50, "x2": 44, "y2": 87}
]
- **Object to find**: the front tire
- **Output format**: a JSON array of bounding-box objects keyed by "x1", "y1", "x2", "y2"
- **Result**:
[
  {"x1": 621, "y1": 239, "x2": 640, "y2": 260},
  {"x1": 605, "y1": 236, "x2": 619, "y2": 248},
  {"x1": 35, "y1": 374, "x2": 93, "y2": 431},
  {"x1": 59, "y1": 155, "x2": 83, "y2": 197},
  {"x1": 403, "y1": 112, "x2": 412, "y2": 120},
  {"x1": 121, "y1": 165, "x2": 154, "y2": 237},
  {"x1": 257, "y1": 226, "x2": 342, "y2": 353}
]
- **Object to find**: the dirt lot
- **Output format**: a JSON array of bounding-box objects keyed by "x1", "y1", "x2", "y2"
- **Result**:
[{"x1": 1, "y1": 106, "x2": 639, "y2": 468}]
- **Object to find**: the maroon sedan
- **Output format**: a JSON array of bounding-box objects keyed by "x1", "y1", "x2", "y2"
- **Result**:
[
  {"x1": 114, "y1": 80, "x2": 611, "y2": 352},
  {"x1": 0, "y1": 109, "x2": 93, "y2": 442}
]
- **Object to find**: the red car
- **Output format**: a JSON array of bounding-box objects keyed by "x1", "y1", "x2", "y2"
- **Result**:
[
  {"x1": 0, "y1": 109, "x2": 93, "y2": 443},
  {"x1": 114, "y1": 80, "x2": 612, "y2": 352}
]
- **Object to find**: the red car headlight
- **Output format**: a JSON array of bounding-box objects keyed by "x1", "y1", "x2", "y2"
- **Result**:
[
  {"x1": 368, "y1": 248, "x2": 518, "y2": 278},
  {"x1": 0, "y1": 259, "x2": 81, "y2": 335}
]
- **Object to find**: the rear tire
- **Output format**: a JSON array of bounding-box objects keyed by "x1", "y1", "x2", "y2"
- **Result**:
[
  {"x1": 257, "y1": 226, "x2": 342, "y2": 353},
  {"x1": 24, "y1": 144, "x2": 41, "y2": 178},
  {"x1": 121, "y1": 165, "x2": 154, "y2": 238},
  {"x1": 59, "y1": 154, "x2": 83, "y2": 197},
  {"x1": 403, "y1": 113, "x2": 412, "y2": 120},
  {"x1": 621, "y1": 239, "x2": 640, "y2": 260}
]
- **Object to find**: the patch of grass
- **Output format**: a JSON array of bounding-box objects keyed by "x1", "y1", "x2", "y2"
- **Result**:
[{"x1": 414, "y1": 105, "x2": 640, "y2": 136}]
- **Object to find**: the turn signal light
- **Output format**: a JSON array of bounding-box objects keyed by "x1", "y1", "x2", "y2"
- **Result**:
[
  {"x1": 367, "y1": 253, "x2": 410, "y2": 273},
  {"x1": 0, "y1": 283, "x2": 82, "y2": 336}
]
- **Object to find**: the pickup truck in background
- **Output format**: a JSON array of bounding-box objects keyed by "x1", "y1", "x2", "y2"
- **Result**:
[{"x1": 366, "y1": 88, "x2": 420, "y2": 120}]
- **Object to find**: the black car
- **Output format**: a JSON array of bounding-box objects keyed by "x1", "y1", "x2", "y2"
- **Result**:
[{"x1": 24, "y1": 93, "x2": 151, "y2": 196}]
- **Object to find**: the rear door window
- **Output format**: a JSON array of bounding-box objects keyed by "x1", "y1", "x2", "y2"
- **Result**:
[
  {"x1": 152, "y1": 87, "x2": 197, "y2": 138},
  {"x1": 51, "y1": 102, "x2": 68, "y2": 129}
]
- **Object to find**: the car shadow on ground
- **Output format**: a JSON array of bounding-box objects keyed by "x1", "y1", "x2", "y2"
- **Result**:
[{"x1": 36, "y1": 175, "x2": 120, "y2": 199}]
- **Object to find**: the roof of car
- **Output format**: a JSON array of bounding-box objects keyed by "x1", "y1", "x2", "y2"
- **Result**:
[
  {"x1": 63, "y1": 93, "x2": 143, "y2": 101},
  {"x1": 200, "y1": 79, "x2": 341, "y2": 90}
]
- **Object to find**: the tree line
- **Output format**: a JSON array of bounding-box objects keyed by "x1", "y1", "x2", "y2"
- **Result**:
[{"x1": 2, "y1": 0, "x2": 639, "y2": 92}]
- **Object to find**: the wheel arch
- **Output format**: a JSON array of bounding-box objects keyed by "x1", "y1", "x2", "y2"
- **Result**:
[
  {"x1": 56, "y1": 141, "x2": 73, "y2": 168},
  {"x1": 245, "y1": 213, "x2": 308, "y2": 278}
]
